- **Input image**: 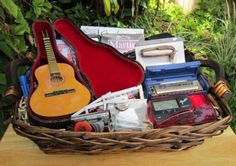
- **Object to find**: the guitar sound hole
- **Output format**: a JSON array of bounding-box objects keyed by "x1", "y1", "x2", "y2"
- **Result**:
[{"x1": 50, "y1": 73, "x2": 63, "y2": 82}]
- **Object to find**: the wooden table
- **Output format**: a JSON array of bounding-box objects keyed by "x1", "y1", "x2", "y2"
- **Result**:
[{"x1": 0, "y1": 125, "x2": 236, "y2": 166}]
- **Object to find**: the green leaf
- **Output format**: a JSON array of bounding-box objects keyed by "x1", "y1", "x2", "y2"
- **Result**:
[
  {"x1": 0, "y1": 6, "x2": 5, "y2": 19},
  {"x1": 0, "y1": 41, "x2": 15, "y2": 59},
  {"x1": 59, "y1": 0, "x2": 71, "y2": 3},
  {"x1": 0, "y1": 73, "x2": 6, "y2": 85},
  {"x1": 14, "y1": 9, "x2": 30, "y2": 34},
  {"x1": 44, "y1": 2, "x2": 52, "y2": 10},
  {"x1": 25, "y1": 10, "x2": 34, "y2": 19},
  {"x1": 111, "y1": 0, "x2": 120, "y2": 14},
  {"x1": 103, "y1": 0, "x2": 111, "y2": 16},
  {"x1": 0, "y1": 0, "x2": 30, "y2": 34},
  {"x1": 34, "y1": 7, "x2": 42, "y2": 17},
  {"x1": 13, "y1": 23, "x2": 27, "y2": 35},
  {"x1": 32, "y1": 0, "x2": 44, "y2": 6},
  {"x1": 148, "y1": 0, "x2": 157, "y2": 10},
  {"x1": 32, "y1": 0, "x2": 52, "y2": 18},
  {"x1": 14, "y1": 36, "x2": 27, "y2": 53},
  {"x1": 0, "y1": 0, "x2": 18, "y2": 18}
]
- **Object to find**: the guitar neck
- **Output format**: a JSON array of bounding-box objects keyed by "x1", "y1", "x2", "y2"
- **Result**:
[{"x1": 42, "y1": 31, "x2": 60, "y2": 74}]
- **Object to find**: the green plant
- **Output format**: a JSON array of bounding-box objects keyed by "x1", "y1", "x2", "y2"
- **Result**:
[
  {"x1": 131, "y1": 0, "x2": 226, "y2": 54},
  {"x1": 131, "y1": 10, "x2": 167, "y2": 35},
  {"x1": 0, "y1": 0, "x2": 54, "y2": 138},
  {"x1": 206, "y1": 1, "x2": 236, "y2": 131},
  {"x1": 207, "y1": 28, "x2": 236, "y2": 131},
  {"x1": 0, "y1": 0, "x2": 54, "y2": 93},
  {"x1": 163, "y1": 1, "x2": 225, "y2": 53}
]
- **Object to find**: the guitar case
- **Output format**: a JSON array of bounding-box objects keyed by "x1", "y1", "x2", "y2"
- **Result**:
[
  {"x1": 54, "y1": 18, "x2": 144, "y2": 98},
  {"x1": 27, "y1": 21, "x2": 91, "y2": 128}
]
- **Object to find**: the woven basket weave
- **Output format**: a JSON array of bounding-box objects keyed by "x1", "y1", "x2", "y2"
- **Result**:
[{"x1": 11, "y1": 92, "x2": 232, "y2": 154}]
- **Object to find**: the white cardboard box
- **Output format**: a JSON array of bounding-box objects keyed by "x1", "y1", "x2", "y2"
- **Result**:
[
  {"x1": 135, "y1": 37, "x2": 185, "y2": 69},
  {"x1": 80, "y1": 26, "x2": 144, "y2": 53}
]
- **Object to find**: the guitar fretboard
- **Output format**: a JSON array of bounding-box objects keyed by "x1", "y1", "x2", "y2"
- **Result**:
[{"x1": 42, "y1": 30, "x2": 62, "y2": 82}]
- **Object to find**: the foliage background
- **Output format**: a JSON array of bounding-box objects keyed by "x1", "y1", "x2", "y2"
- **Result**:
[{"x1": 0, "y1": 0, "x2": 235, "y2": 137}]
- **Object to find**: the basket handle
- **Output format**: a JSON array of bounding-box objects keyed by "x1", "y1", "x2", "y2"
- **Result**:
[
  {"x1": 2, "y1": 53, "x2": 34, "y2": 105},
  {"x1": 199, "y1": 59, "x2": 232, "y2": 101}
]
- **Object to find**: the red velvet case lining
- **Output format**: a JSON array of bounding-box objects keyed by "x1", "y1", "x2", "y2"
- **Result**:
[
  {"x1": 54, "y1": 18, "x2": 144, "y2": 98},
  {"x1": 27, "y1": 21, "x2": 89, "y2": 124}
]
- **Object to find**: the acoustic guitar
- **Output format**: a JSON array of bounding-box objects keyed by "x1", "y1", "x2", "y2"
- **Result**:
[{"x1": 29, "y1": 30, "x2": 91, "y2": 117}]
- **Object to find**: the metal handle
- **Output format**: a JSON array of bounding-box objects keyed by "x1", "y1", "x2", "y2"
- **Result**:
[{"x1": 141, "y1": 45, "x2": 175, "y2": 62}]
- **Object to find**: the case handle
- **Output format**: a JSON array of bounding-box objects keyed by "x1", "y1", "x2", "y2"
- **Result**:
[
  {"x1": 2, "y1": 52, "x2": 34, "y2": 105},
  {"x1": 199, "y1": 59, "x2": 232, "y2": 100},
  {"x1": 141, "y1": 45, "x2": 175, "y2": 62}
]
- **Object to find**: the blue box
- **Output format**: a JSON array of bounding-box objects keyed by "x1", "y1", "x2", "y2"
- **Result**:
[
  {"x1": 143, "y1": 61, "x2": 211, "y2": 99},
  {"x1": 18, "y1": 70, "x2": 30, "y2": 97}
]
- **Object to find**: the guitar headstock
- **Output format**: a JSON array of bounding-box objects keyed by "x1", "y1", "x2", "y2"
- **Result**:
[{"x1": 41, "y1": 29, "x2": 49, "y2": 39}]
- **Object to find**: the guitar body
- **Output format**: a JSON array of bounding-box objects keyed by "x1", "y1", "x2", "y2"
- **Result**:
[{"x1": 30, "y1": 63, "x2": 91, "y2": 117}]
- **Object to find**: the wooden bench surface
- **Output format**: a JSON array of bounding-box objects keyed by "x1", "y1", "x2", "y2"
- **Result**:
[{"x1": 0, "y1": 125, "x2": 236, "y2": 166}]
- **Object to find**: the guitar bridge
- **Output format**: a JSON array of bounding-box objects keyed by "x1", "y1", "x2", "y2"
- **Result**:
[{"x1": 45, "y1": 89, "x2": 76, "y2": 97}]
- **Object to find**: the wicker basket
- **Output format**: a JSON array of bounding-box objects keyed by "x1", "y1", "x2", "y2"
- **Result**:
[
  {"x1": 5, "y1": 55, "x2": 233, "y2": 154},
  {"x1": 11, "y1": 91, "x2": 233, "y2": 154}
]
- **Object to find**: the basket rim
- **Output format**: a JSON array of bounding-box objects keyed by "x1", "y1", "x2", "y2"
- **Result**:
[
  {"x1": 11, "y1": 94, "x2": 233, "y2": 136},
  {"x1": 9, "y1": 93, "x2": 233, "y2": 154}
]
